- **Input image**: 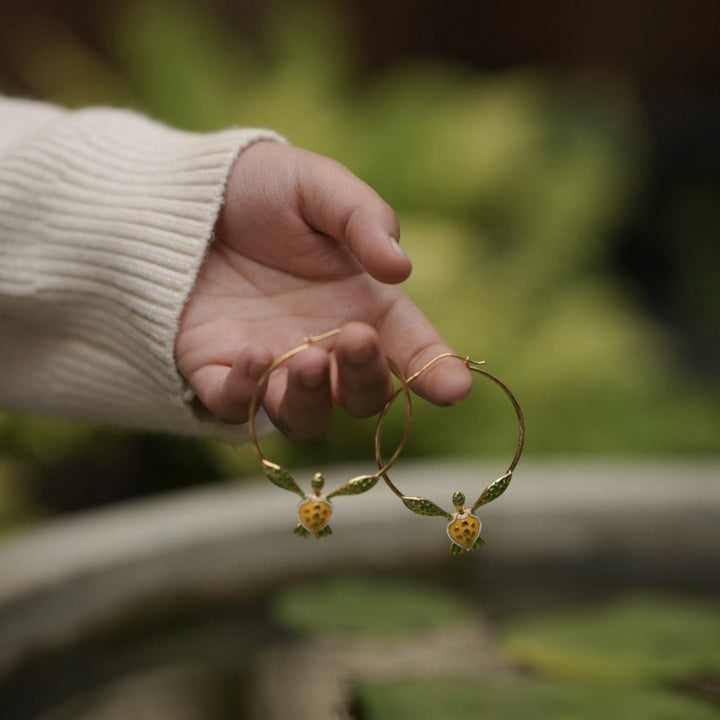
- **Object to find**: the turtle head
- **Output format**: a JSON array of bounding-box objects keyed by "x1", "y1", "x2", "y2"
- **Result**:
[
  {"x1": 311, "y1": 473, "x2": 325, "y2": 494},
  {"x1": 451, "y1": 491, "x2": 466, "y2": 511}
]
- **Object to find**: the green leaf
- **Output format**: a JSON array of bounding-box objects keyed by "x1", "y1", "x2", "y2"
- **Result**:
[
  {"x1": 357, "y1": 678, "x2": 720, "y2": 720},
  {"x1": 501, "y1": 594, "x2": 720, "y2": 686},
  {"x1": 272, "y1": 576, "x2": 473, "y2": 637}
]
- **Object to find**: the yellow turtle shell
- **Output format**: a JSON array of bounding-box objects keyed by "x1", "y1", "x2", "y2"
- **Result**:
[
  {"x1": 446, "y1": 511, "x2": 481, "y2": 550},
  {"x1": 298, "y1": 495, "x2": 333, "y2": 534}
]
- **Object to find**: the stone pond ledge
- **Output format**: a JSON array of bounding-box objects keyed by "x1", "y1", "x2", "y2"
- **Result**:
[{"x1": 0, "y1": 458, "x2": 718, "y2": 676}]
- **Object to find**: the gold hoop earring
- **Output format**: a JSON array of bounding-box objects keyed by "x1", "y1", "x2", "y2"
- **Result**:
[
  {"x1": 248, "y1": 329, "x2": 412, "y2": 539},
  {"x1": 375, "y1": 354, "x2": 525, "y2": 554}
]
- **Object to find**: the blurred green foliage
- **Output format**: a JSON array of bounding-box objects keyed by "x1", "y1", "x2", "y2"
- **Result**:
[
  {"x1": 272, "y1": 575, "x2": 474, "y2": 637},
  {"x1": 501, "y1": 594, "x2": 720, "y2": 686},
  {"x1": 268, "y1": 575, "x2": 720, "y2": 718},
  {"x1": 1, "y1": 0, "x2": 718, "y2": 520},
  {"x1": 358, "y1": 678, "x2": 719, "y2": 720}
]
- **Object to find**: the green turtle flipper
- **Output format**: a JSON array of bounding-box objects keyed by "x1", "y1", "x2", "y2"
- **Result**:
[
  {"x1": 262, "y1": 461, "x2": 305, "y2": 498},
  {"x1": 328, "y1": 474, "x2": 380, "y2": 498},
  {"x1": 472, "y1": 472, "x2": 512, "y2": 511},
  {"x1": 402, "y1": 496, "x2": 451, "y2": 518}
]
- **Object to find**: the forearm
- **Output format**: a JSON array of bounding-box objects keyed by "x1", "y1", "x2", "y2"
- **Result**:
[{"x1": 0, "y1": 96, "x2": 280, "y2": 439}]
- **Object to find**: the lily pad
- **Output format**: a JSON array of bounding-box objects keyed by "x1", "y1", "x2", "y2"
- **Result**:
[
  {"x1": 500, "y1": 594, "x2": 720, "y2": 685},
  {"x1": 272, "y1": 576, "x2": 473, "y2": 637},
  {"x1": 357, "y1": 678, "x2": 720, "y2": 720}
]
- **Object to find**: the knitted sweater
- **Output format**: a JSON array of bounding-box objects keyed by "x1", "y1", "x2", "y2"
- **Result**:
[{"x1": 0, "y1": 96, "x2": 281, "y2": 440}]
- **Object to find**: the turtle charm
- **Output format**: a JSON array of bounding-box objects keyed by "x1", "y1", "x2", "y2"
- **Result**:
[
  {"x1": 375, "y1": 354, "x2": 525, "y2": 554},
  {"x1": 296, "y1": 473, "x2": 334, "y2": 538},
  {"x1": 446, "y1": 492, "x2": 484, "y2": 555},
  {"x1": 261, "y1": 459, "x2": 382, "y2": 539},
  {"x1": 398, "y1": 489, "x2": 488, "y2": 555},
  {"x1": 247, "y1": 331, "x2": 413, "y2": 541},
  {"x1": 391, "y1": 472, "x2": 514, "y2": 554}
]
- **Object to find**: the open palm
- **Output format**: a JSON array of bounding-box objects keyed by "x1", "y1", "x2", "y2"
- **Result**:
[{"x1": 176, "y1": 142, "x2": 471, "y2": 440}]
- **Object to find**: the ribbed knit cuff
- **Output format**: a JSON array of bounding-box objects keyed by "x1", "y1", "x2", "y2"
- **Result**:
[{"x1": 0, "y1": 100, "x2": 281, "y2": 439}]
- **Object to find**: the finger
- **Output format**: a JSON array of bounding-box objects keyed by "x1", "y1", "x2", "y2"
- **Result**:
[
  {"x1": 334, "y1": 322, "x2": 394, "y2": 418},
  {"x1": 378, "y1": 296, "x2": 474, "y2": 405},
  {"x1": 189, "y1": 346, "x2": 274, "y2": 424},
  {"x1": 265, "y1": 346, "x2": 333, "y2": 441},
  {"x1": 295, "y1": 150, "x2": 412, "y2": 284}
]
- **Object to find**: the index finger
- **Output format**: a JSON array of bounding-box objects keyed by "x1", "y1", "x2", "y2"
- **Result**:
[{"x1": 378, "y1": 296, "x2": 473, "y2": 405}]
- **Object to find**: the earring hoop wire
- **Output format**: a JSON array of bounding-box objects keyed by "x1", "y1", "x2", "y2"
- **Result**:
[
  {"x1": 374, "y1": 353, "x2": 525, "y2": 553},
  {"x1": 247, "y1": 328, "x2": 341, "y2": 456},
  {"x1": 248, "y1": 329, "x2": 413, "y2": 537}
]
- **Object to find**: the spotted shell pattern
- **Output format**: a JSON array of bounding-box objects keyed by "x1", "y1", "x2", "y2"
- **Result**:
[
  {"x1": 298, "y1": 496, "x2": 333, "y2": 534},
  {"x1": 446, "y1": 511, "x2": 481, "y2": 550}
]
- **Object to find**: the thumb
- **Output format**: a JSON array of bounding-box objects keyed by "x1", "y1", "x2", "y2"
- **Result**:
[{"x1": 295, "y1": 149, "x2": 412, "y2": 284}]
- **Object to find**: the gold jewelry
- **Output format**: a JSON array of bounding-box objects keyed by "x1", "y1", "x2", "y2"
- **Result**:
[
  {"x1": 248, "y1": 329, "x2": 412, "y2": 538},
  {"x1": 375, "y1": 353, "x2": 525, "y2": 554}
]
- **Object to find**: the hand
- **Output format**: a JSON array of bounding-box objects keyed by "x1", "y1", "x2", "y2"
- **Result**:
[{"x1": 175, "y1": 141, "x2": 472, "y2": 440}]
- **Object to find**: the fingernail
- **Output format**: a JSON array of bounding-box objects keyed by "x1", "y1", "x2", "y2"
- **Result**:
[
  {"x1": 348, "y1": 341, "x2": 374, "y2": 366},
  {"x1": 248, "y1": 357, "x2": 269, "y2": 381},
  {"x1": 389, "y1": 236, "x2": 408, "y2": 258},
  {"x1": 301, "y1": 367, "x2": 327, "y2": 389}
]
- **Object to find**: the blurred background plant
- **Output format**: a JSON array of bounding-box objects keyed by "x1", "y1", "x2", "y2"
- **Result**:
[
  {"x1": 0, "y1": 0, "x2": 718, "y2": 524},
  {"x1": 273, "y1": 579, "x2": 720, "y2": 718}
]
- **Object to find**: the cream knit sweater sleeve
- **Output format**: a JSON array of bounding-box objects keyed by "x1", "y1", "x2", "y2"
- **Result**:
[{"x1": 0, "y1": 96, "x2": 282, "y2": 440}]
